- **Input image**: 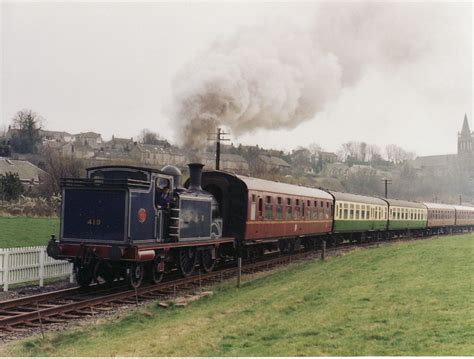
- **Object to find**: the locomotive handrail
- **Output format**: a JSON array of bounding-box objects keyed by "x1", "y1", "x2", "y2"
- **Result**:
[{"x1": 60, "y1": 177, "x2": 151, "y2": 189}]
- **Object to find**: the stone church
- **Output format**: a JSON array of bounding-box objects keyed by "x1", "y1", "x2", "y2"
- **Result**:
[
  {"x1": 413, "y1": 114, "x2": 472, "y2": 173},
  {"x1": 458, "y1": 114, "x2": 474, "y2": 155}
]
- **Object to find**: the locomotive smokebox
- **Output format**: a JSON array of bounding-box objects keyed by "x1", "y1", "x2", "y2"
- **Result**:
[{"x1": 188, "y1": 163, "x2": 204, "y2": 191}]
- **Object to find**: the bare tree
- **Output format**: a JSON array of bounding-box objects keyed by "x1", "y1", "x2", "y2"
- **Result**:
[
  {"x1": 366, "y1": 144, "x2": 382, "y2": 162},
  {"x1": 38, "y1": 148, "x2": 85, "y2": 196},
  {"x1": 9, "y1": 109, "x2": 43, "y2": 153},
  {"x1": 139, "y1": 129, "x2": 162, "y2": 145},
  {"x1": 308, "y1": 142, "x2": 322, "y2": 155},
  {"x1": 385, "y1": 144, "x2": 415, "y2": 164}
]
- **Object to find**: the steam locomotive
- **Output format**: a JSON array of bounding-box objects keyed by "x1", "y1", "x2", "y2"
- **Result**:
[
  {"x1": 47, "y1": 163, "x2": 233, "y2": 288},
  {"x1": 47, "y1": 162, "x2": 474, "y2": 288}
]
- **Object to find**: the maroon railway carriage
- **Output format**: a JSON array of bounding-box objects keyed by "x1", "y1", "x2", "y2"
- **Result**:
[
  {"x1": 199, "y1": 171, "x2": 333, "y2": 252},
  {"x1": 423, "y1": 202, "x2": 456, "y2": 234},
  {"x1": 453, "y1": 205, "x2": 474, "y2": 228}
]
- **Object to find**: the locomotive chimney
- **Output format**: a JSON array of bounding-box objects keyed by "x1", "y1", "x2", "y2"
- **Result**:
[{"x1": 188, "y1": 163, "x2": 204, "y2": 191}]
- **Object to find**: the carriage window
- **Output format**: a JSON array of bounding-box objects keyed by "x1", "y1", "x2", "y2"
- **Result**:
[
  {"x1": 265, "y1": 202, "x2": 273, "y2": 220},
  {"x1": 286, "y1": 206, "x2": 292, "y2": 220},
  {"x1": 305, "y1": 203, "x2": 311, "y2": 220},
  {"x1": 277, "y1": 197, "x2": 282, "y2": 205},
  {"x1": 320, "y1": 206, "x2": 325, "y2": 220},
  {"x1": 355, "y1": 209, "x2": 360, "y2": 220},
  {"x1": 307, "y1": 200, "x2": 311, "y2": 207},
  {"x1": 313, "y1": 207, "x2": 319, "y2": 220},
  {"x1": 264, "y1": 196, "x2": 272, "y2": 220},
  {"x1": 295, "y1": 206, "x2": 301, "y2": 220},
  {"x1": 276, "y1": 205, "x2": 283, "y2": 220},
  {"x1": 350, "y1": 209, "x2": 354, "y2": 219},
  {"x1": 314, "y1": 201, "x2": 318, "y2": 207},
  {"x1": 287, "y1": 198, "x2": 292, "y2": 205},
  {"x1": 296, "y1": 199, "x2": 300, "y2": 206},
  {"x1": 252, "y1": 195, "x2": 256, "y2": 202}
]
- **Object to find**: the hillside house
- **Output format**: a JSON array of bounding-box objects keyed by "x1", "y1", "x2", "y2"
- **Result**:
[
  {"x1": 201, "y1": 152, "x2": 249, "y2": 173},
  {"x1": 73, "y1": 132, "x2": 103, "y2": 149},
  {"x1": 0, "y1": 158, "x2": 46, "y2": 185},
  {"x1": 103, "y1": 136, "x2": 134, "y2": 152},
  {"x1": 130, "y1": 144, "x2": 186, "y2": 167},
  {"x1": 256, "y1": 155, "x2": 290, "y2": 173}
]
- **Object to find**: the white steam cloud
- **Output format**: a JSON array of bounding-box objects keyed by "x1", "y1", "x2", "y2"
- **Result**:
[{"x1": 170, "y1": 3, "x2": 435, "y2": 148}]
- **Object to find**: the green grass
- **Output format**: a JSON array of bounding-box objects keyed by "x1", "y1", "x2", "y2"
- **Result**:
[
  {"x1": 0, "y1": 217, "x2": 58, "y2": 248},
  {"x1": 2, "y1": 235, "x2": 473, "y2": 356}
]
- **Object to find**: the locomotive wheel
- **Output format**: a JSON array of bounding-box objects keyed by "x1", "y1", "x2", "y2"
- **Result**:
[
  {"x1": 75, "y1": 264, "x2": 92, "y2": 288},
  {"x1": 129, "y1": 262, "x2": 144, "y2": 289},
  {"x1": 93, "y1": 261, "x2": 115, "y2": 285},
  {"x1": 178, "y1": 248, "x2": 197, "y2": 277},
  {"x1": 151, "y1": 256, "x2": 164, "y2": 284},
  {"x1": 200, "y1": 249, "x2": 215, "y2": 273}
]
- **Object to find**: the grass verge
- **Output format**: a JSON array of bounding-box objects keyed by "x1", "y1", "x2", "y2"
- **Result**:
[
  {"x1": 0, "y1": 217, "x2": 58, "y2": 248},
  {"x1": 2, "y1": 234, "x2": 473, "y2": 356}
]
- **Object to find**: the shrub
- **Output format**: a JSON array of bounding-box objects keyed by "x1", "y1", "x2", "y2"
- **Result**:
[{"x1": 0, "y1": 172, "x2": 24, "y2": 201}]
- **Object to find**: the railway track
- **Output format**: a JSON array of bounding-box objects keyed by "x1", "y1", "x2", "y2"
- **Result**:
[{"x1": 0, "y1": 233, "x2": 449, "y2": 339}]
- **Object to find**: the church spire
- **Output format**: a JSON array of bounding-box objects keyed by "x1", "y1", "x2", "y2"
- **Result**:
[{"x1": 461, "y1": 113, "x2": 471, "y2": 136}]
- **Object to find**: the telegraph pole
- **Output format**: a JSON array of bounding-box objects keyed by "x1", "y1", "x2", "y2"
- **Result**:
[
  {"x1": 381, "y1": 178, "x2": 392, "y2": 198},
  {"x1": 208, "y1": 128, "x2": 230, "y2": 170}
]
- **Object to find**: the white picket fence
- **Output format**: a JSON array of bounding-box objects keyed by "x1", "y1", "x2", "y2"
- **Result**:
[{"x1": 0, "y1": 246, "x2": 73, "y2": 291}]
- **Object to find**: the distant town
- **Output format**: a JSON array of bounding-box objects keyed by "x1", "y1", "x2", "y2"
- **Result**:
[{"x1": 0, "y1": 109, "x2": 473, "y2": 212}]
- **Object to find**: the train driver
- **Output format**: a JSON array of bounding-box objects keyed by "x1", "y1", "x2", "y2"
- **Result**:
[{"x1": 156, "y1": 179, "x2": 172, "y2": 208}]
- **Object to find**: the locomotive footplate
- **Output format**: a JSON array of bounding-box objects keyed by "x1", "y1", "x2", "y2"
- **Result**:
[{"x1": 48, "y1": 237, "x2": 235, "y2": 262}]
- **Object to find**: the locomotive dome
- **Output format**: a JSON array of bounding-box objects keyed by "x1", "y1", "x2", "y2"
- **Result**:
[{"x1": 161, "y1": 165, "x2": 182, "y2": 188}]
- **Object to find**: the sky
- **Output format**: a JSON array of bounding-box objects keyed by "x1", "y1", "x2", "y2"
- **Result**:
[{"x1": 1, "y1": 1, "x2": 472, "y2": 157}]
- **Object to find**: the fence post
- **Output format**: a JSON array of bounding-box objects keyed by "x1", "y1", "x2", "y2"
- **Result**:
[
  {"x1": 69, "y1": 264, "x2": 74, "y2": 284},
  {"x1": 237, "y1": 257, "x2": 242, "y2": 288},
  {"x1": 4, "y1": 251, "x2": 10, "y2": 292},
  {"x1": 39, "y1": 248, "x2": 45, "y2": 287}
]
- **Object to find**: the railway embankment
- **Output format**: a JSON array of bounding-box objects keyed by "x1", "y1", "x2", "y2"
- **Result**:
[{"x1": 2, "y1": 234, "x2": 473, "y2": 356}]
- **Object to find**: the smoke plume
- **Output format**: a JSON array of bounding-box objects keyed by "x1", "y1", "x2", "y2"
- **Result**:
[{"x1": 170, "y1": 3, "x2": 433, "y2": 148}]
